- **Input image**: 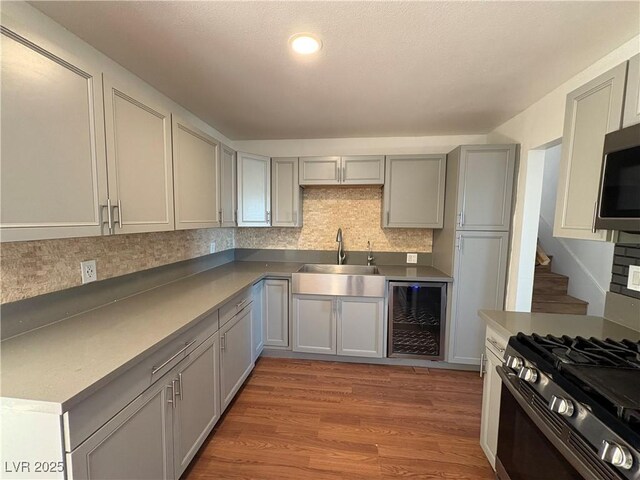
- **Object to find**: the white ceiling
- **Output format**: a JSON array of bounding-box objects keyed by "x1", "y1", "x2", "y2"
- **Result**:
[{"x1": 31, "y1": 1, "x2": 639, "y2": 140}]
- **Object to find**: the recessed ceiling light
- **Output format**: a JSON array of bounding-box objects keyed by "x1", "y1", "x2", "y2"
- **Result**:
[{"x1": 289, "y1": 33, "x2": 322, "y2": 55}]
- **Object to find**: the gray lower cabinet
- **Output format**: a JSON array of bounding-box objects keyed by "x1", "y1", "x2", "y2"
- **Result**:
[
  {"x1": 272, "y1": 157, "x2": 302, "y2": 227},
  {"x1": 220, "y1": 304, "x2": 254, "y2": 411},
  {"x1": 293, "y1": 294, "x2": 383, "y2": 358},
  {"x1": 252, "y1": 281, "x2": 265, "y2": 361},
  {"x1": 67, "y1": 332, "x2": 221, "y2": 480},
  {"x1": 447, "y1": 231, "x2": 509, "y2": 365},
  {"x1": 337, "y1": 297, "x2": 384, "y2": 358},
  {"x1": 623, "y1": 54, "x2": 640, "y2": 128},
  {"x1": 293, "y1": 294, "x2": 336, "y2": 354},
  {"x1": 172, "y1": 333, "x2": 220, "y2": 478},
  {"x1": 67, "y1": 373, "x2": 174, "y2": 480},
  {"x1": 382, "y1": 155, "x2": 446, "y2": 228},
  {"x1": 264, "y1": 279, "x2": 290, "y2": 348},
  {"x1": 451, "y1": 145, "x2": 517, "y2": 231}
]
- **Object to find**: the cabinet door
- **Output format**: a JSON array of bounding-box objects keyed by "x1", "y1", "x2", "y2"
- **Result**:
[
  {"x1": 220, "y1": 144, "x2": 237, "y2": 227},
  {"x1": 237, "y1": 152, "x2": 271, "y2": 227},
  {"x1": 623, "y1": 54, "x2": 640, "y2": 128},
  {"x1": 554, "y1": 62, "x2": 627, "y2": 241},
  {"x1": 341, "y1": 156, "x2": 384, "y2": 185},
  {"x1": 220, "y1": 305, "x2": 254, "y2": 410},
  {"x1": 0, "y1": 27, "x2": 108, "y2": 242},
  {"x1": 252, "y1": 281, "x2": 265, "y2": 361},
  {"x1": 383, "y1": 155, "x2": 446, "y2": 228},
  {"x1": 264, "y1": 279, "x2": 289, "y2": 347},
  {"x1": 448, "y1": 232, "x2": 509, "y2": 365},
  {"x1": 67, "y1": 372, "x2": 174, "y2": 480},
  {"x1": 480, "y1": 349, "x2": 503, "y2": 469},
  {"x1": 103, "y1": 75, "x2": 174, "y2": 234},
  {"x1": 299, "y1": 156, "x2": 341, "y2": 185},
  {"x1": 173, "y1": 332, "x2": 220, "y2": 478},
  {"x1": 337, "y1": 297, "x2": 384, "y2": 358},
  {"x1": 172, "y1": 116, "x2": 220, "y2": 230},
  {"x1": 293, "y1": 295, "x2": 336, "y2": 354},
  {"x1": 456, "y1": 145, "x2": 516, "y2": 231},
  {"x1": 272, "y1": 157, "x2": 302, "y2": 227}
]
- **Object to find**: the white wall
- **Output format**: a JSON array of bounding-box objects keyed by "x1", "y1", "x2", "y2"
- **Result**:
[
  {"x1": 538, "y1": 145, "x2": 614, "y2": 316},
  {"x1": 488, "y1": 35, "x2": 639, "y2": 311},
  {"x1": 233, "y1": 135, "x2": 487, "y2": 157}
]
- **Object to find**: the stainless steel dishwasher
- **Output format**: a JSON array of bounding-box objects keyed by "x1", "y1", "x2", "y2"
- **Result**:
[{"x1": 387, "y1": 281, "x2": 447, "y2": 360}]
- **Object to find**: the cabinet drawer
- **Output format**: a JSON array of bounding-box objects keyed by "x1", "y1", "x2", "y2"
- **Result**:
[
  {"x1": 485, "y1": 324, "x2": 508, "y2": 360},
  {"x1": 219, "y1": 288, "x2": 252, "y2": 328},
  {"x1": 63, "y1": 311, "x2": 218, "y2": 452}
]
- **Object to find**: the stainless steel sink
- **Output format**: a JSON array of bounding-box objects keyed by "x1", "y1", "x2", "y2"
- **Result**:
[
  {"x1": 297, "y1": 264, "x2": 379, "y2": 275},
  {"x1": 292, "y1": 264, "x2": 385, "y2": 297}
]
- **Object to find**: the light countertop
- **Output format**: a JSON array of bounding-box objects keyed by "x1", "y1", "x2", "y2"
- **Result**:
[
  {"x1": 479, "y1": 310, "x2": 640, "y2": 342},
  {"x1": 0, "y1": 260, "x2": 451, "y2": 412}
]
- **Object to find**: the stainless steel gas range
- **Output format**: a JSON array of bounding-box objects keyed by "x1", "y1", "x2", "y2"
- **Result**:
[{"x1": 496, "y1": 333, "x2": 640, "y2": 480}]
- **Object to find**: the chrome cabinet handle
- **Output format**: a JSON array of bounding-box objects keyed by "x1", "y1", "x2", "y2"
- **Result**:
[
  {"x1": 266, "y1": 210, "x2": 270, "y2": 221},
  {"x1": 457, "y1": 211, "x2": 465, "y2": 227},
  {"x1": 487, "y1": 337, "x2": 505, "y2": 353},
  {"x1": 386, "y1": 211, "x2": 390, "y2": 225},
  {"x1": 592, "y1": 202, "x2": 597, "y2": 233},
  {"x1": 219, "y1": 209, "x2": 222, "y2": 224},
  {"x1": 342, "y1": 165, "x2": 346, "y2": 182},
  {"x1": 152, "y1": 340, "x2": 197, "y2": 375},
  {"x1": 236, "y1": 298, "x2": 249, "y2": 310},
  {"x1": 177, "y1": 373, "x2": 183, "y2": 400},
  {"x1": 335, "y1": 163, "x2": 339, "y2": 182},
  {"x1": 221, "y1": 333, "x2": 226, "y2": 351},
  {"x1": 456, "y1": 235, "x2": 463, "y2": 251},
  {"x1": 168, "y1": 381, "x2": 176, "y2": 408},
  {"x1": 234, "y1": 210, "x2": 238, "y2": 224},
  {"x1": 480, "y1": 353, "x2": 486, "y2": 378}
]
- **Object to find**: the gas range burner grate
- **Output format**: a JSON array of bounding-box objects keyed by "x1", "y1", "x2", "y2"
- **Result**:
[{"x1": 525, "y1": 333, "x2": 640, "y2": 369}]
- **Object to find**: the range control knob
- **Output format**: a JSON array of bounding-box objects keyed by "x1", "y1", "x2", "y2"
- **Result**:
[
  {"x1": 598, "y1": 440, "x2": 633, "y2": 470},
  {"x1": 505, "y1": 355, "x2": 524, "y2": 371},
  {"x1": 517, "y1": 367, "x2": 538, "y2": 383},
  {"x1": 549, "y1": 395, "x2": 575, "y2": 417}
]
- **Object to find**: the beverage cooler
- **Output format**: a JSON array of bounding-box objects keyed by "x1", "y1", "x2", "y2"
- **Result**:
[{"x1": 387, "y1": 282, "x2": 447, "y2": 360}]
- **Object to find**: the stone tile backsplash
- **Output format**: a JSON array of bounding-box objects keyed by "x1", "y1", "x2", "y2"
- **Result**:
[
  {"x1": 0, "y1": 228, "x2": 234, "y2": 304},
  {"x1": 235, "y1": 186, "x2": 432, "y2": 252},
  {"x1": 1, "y1": 187, "x2": 431, "y2": 304}
]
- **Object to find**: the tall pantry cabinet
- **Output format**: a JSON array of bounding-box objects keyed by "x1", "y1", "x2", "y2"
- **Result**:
[{"x1": 433, "y1": 145, "x2": 517, "y2": 366}]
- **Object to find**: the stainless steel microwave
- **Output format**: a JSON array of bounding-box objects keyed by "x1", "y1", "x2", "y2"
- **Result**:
[{"x1": 595, "y1": 123, "x2": 640, "y2": 233}]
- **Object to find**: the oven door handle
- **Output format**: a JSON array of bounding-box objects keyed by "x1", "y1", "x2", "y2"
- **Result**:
[{"x1": 497, "y1": 366, "x2": 615, "y2": 480}]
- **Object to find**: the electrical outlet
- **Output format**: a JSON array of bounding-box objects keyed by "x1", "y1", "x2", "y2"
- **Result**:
[
  {"x1": 406, "y1": 253, "x2": 418, "y2": 264},
  {"x1": 628, "y1": 265, "x2": 640, "y2": 292},
  {"x1": 80, "y1": 260, "x2": 97, "y2": 284},
  {"x1": 209, "y1": 242, "x2": 216, "y2": 254}
]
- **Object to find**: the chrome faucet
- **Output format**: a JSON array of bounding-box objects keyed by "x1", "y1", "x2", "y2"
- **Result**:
[
  {"x1": 367, "y1": 241, "x2": 374, "y2": 266},
  {"x1": 336, "y1": 228, "x2": 346, "y2": 265}
]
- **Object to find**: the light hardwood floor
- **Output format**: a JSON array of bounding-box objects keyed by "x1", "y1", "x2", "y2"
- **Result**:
[{"x1": 184, "y1": 357, "x2": 494, "y2": 479}]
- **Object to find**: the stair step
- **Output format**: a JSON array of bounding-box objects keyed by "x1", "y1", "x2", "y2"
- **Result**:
[
  {"x1": 533, "y1": 272, "x2": 569, "y2": 295},
  {"x1": 531, "y1": 295, "x2": 588, "y2": 315}
]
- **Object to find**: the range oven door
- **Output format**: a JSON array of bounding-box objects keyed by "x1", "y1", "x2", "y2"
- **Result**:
[{"x1": 495, "y1": 367, "x2": 624, "y2": 480}]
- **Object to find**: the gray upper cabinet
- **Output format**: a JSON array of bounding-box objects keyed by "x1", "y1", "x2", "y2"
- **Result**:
[
  {"x1": 299, "y1": 156, "x2": 341, "y2": 185},
  {"x1": 448, "y1": 231, "x2": 509, "y2": 365},
  {"x1": 237, "y1": 152, "x2": 271, "y2": 227},
  {"x1": 623, "y1": 54, "x2": 640, "y2": 127},
  {"x1": 272, "y1": 157, "x2": 302, "y2": 227},
  {"x1": 103, "y1": 75, "x2": 175, "y2": 234},
  {"x1": 341, "y1": 156, "x2": 384, "y2": 185},
  {"x1": 0, "y1": 27, "x2": 108, "y2": 242},
  {"x1": 554, "y1": 62, "x2": 627, "y2": 241},
  {"x1": 172, "y1": 116, "x2": 220, "y2": 230},
  {"x1": 220, "y1": 144, "x2": 237, "y2": 227},
  {"x1": 299, "y1": 156, "x2": 384, "y2": 185},
  {"x1": 382, "y1": 155, "x2": 446, "y2": 228},
  {"x1": 454, "y1": 145, "x2": 517, "y2": 231},
  {"x1": 172, "y1": 333, "x2": 220, "y2": 479}
]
